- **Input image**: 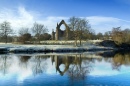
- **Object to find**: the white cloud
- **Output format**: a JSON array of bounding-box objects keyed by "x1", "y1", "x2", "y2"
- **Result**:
[
  {"x1": 18, "y1": 6, "x2": 33, "y2": 20},
  {"x1": 0, "y1": 6, "x2": 68, "y2": 34},
  {"x1": 0, "y1": 55, "x2": 60, "y2": 83},
  {"x1": 87, "y1": 16, "x2": 119, "y2": 25},
  {"x1": 86, "y1": 16, "x2": 130, "y2": 33},
  {"x1": 0, "y1": 6, "x2": 130, "y2": 34},
  {"x1": 0, "y1": 6, "x2": 35, "y2": 33}
]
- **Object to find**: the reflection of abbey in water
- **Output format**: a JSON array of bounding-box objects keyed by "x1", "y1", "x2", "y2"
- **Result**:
[
  {"x1": 1, "y1": 53, "x2": 130, "y2": 77},
  {"x1": 51, "y1": 55, "x2": 82, "y2": 76},
  {"x1": 52, "y1": 20, "x2": 71, "y2": 40}
]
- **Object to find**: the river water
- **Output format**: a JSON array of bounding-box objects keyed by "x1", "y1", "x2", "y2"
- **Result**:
[{"x1": 0, "y1": 51, "x2": 130, "y2": 86}]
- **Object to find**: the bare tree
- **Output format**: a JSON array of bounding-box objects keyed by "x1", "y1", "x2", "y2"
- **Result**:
[
  {"x1": 96, "y1": 32, "x2": 103, "y2": 40},
  {"x1": 78, "y1": 19, "x2": 91, "y2": 45},
  {"x1": 123, "y1": 28, "x2": 130, "y2": 43},
  {"x1": 111, "y1": 27, "x2": 124, "y2": 45},
  {"x1": 68, "y1": 17, "x2": 79, "y2": 46},
  {"x1": 110, "y1": 27, "x2": 130, "y2": 46},
  {"x1": 40, "y1": 33, "x2": 51, "y2": 40},
  {"x1": 0, "y1": 21, "x2": 13, "y2": 43},
  {"x1": 18, "y1": 27, "x2": 31, "y2": 43},
  {"x1": 68, "y1": 17, "x2": 91, "y2": 46},
  {"x1": 19, "y1": 27, "x2": 29, "y2": 36},
  {"x1": 32, "y1": 22, "x2": 48, "y2": 44},
  {"x1": 104, "y1": 31, "x2": 111, "y2": 40}
]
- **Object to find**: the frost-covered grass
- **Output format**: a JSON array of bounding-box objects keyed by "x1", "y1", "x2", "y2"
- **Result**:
[{"x1": 0, "y1": 40, "x2": 113, "y2": 54}]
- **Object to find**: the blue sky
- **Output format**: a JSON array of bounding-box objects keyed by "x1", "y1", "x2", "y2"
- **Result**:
[{"x1": 0, "y1": 0, "x2": 130, "y2": 34}]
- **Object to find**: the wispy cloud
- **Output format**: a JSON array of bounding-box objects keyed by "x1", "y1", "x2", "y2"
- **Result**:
[
  {"x1": 0, "y1": 6, "x2": 35, "y2": 31},
  {"x1": 0, "y1": 6, "x2": 130, "y2": 34},
  {"x1": 86, "y1": 16, "x2": 130, "y2": 33},
  {"x1": 0, "y1": 6, "x2": 68, "y2": 34}
]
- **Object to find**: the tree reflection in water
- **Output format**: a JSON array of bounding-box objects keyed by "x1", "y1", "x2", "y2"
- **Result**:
[
  {"x1": 19, "y1": 56, "x2": 31, "y2": 68},
  {"x1": 67, "y1": 55, "x2": 92, "y2": 80},
  {"x1": 0, "y1": 52, "x2": 130, "y2": 77},
  {"x1": 112, "y1": 52, "x2": 130, "y2": 71},
  {"x1": 0, "y1": 55, "x2": 11, "y2": 75},
  {"x1": 32, "y1": 55, "x2": 48, "y2": 76}
]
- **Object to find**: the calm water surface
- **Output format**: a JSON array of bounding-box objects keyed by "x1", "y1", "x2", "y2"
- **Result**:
[{"x1": 0, "y1": 52, "x2": 130, "y2": 86}]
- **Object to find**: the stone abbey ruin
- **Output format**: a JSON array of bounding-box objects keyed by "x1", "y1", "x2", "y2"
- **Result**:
[{"x1": 52, "y1": 20, "x2": 71, "y2": 40}]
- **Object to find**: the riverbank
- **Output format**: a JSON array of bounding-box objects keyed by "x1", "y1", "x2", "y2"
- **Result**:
[
  {"x1": 0, "y1": 41, "x2": 113, "y2": 54},
  {"x1": 2, "y1": 40, "x2": 130, "y2": 54}
]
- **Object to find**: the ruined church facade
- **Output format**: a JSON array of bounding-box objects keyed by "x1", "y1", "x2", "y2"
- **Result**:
[{"x1": 52, "y1": 20, "x2": 71, "y2": 40}]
